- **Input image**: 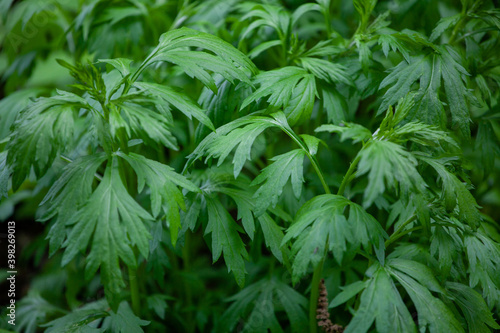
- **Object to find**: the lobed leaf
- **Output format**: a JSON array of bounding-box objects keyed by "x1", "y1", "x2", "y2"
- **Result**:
[
  {"x1": 252, "y1": 149, "x2": 306, "y2": 217},
  {"x1": 138, "y1": 27, "x2": 257, "y2": 93},
  {"x1": 116, "y1": 152, "x2": 200, "y2": 245},
  {"x1": 205, "y1": 196, "x2": 249, "y2": 287},
  {"x1": 7, "y1": 91, "x2": 86, "y2": 190},
  {"x1": 345, "y1": 264, "x2": 417, "y2": 333},
  {"x1": 134, "y1": 82, "x2": 214, "y2": 130},
  {"x1": 241, "y1": 67, "x2": 317, "y2": 125},
  {"x1": 357, "y1": 140, "x2": 425, "y2": 207},
  {"x1": 282, "y1": 195, "x2": 386, "y2": 282},
  {"x1": 61, "y1": 157, "x2": 153, "y2": 309}
]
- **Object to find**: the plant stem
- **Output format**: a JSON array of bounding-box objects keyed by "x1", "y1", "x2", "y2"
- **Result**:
[
  {"x1": 337, "y1": 154, "x2": 361, "y2": 196},
  {"x1": 279, "y1": 126, "x2": 331, "y2": 194},
  {"x1": 309, "y1": 257, "x2": 325, "y2": 333},
  {"x1": 182, "y1": 230, "x2": 195, "y2": 333},
  {"x1": 385, "y1": 220, "x2": 421, "y2": 248},
  {"x1": 309, "y1": 150, "x2": 363, "y2": 330},
  {"x1": 448, "y1": 16, "x2": 466, "y2": 45},
  {"x1": 128, "y1": 266, "x2": 140, "y2": 315},
  {"x1": 449, "y1": 2, "x2": 471, "y2": 45},
  {"x1": 386, "y1": 226, "x2": 423, "y2": 247},
  {"x1": 278, "y1": 118, "x2": 332, "y2": 331},
  {"x1": 310, "y1": 154, "x2": 331, "y2": 194}
]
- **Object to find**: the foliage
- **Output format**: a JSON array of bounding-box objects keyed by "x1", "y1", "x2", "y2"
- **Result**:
[{"x1": 1, "y1": 0, "x2": 500, "y2": 332}]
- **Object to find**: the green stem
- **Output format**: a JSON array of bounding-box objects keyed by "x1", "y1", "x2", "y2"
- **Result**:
[
  {"x1": 280, "y1": 127, "x2": 331, "y2": 194},
  {"x1": 130, "y1": 51, "x2": 156, "y2": 85},
  {"x1": 314, "y1": 90, "x2": 325, "y2": 130},
  {"x1": 385, "y1": 226, "x2": 423, "y2": 248},
  {"x1": 283, "y1": 129, "x2": 332, "y2": 194},
  {"x1": 278, "y1": 33, "x2": 288, "y2": 67},
  {"x1": 128, "y1": 266, "x2": 140, "y2": 315},
  {"x1": 308, "y1": 149, "x2": 363, "y2": 330},
  {"x1": 277, "y1": 119, "x2": 332, "y2": 332},
  {"x1": 386, "y1": 215, "x2": 417, "y2": 244},
  {"x1": 449, "y1": 1, "x2": 472, "y2": 46},
  {"x1": 322, "y1": 1, "x2": 332, "y2": 38},
  {"x1": 448, "y1": 16, "x2": 467, "y2": 45},
  {"x1": 337, "y1": 154, "x2": 361, "y2": 196},
  {"x1": 182, "y1": 231, "x2": 194, "y2": 333},
  {"x1": 310, "y1": 154, "x2": 331, "y2": 195},
  {"x1": 309, "y1": 258, "x2": 325, "y2": 333},
  {"x1": 385, "y1": 215, "x2": 419, "y2": 248}
]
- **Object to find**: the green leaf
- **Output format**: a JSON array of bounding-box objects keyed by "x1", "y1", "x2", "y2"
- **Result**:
[
  {"x1": 446, "y1": 282, "x2": 500, "y2": 333},
  {"x1": 43, "y1": 300, "x2": 110, "y2": 333},
  {"x1": 205, "y1": 196, "x2": 249, "y2": 287},
  {"x1": 347, "y1": 203, "x2": 388, "y2": 262},
  {"x1": 252, "y1": 149, "x2": 306, "y2": 216},
  {"x1": 146, "y1": 294, "x2": 173, "y2": 320},
  {"x1": 40, "y1": 153, "x2": 107, "y2": 256},
  {"x1": 239, "y1": 3, "x2": 291, "y2": 40},
  {"x1": 219, "y1": 279, "x2": 263, "y2": 332},
  {"x1": 387, "y1": 258, "x2": 445, "y2": 293},
  {"x1": 439, "y1": 46, "x2": 473, "y2": 139},
  {"x1": 429, "y1": 14, "x2": 461, "y2": 42},
  {"x1": 0, "y1": 151, "x2": 10, "y2": 199},
  {"x1": 17, "y1": 292, "x2": 67, "y2": 333},
  {"x1": 241, "y1": 67, "x2": 317, "y2": 125},
  {"x1": 208, "y1": 121, "x2": 274, "y2": 178},
  {"x1": 378, "y1": 34, "x2": 411, "y2": 62},
  {"x1": 378, "y1": 56, "x2": 426, "y2": 115},
  {"x1": 274, "y1": 279, "x2": 309, "y2": 333},
  {"x1": 292, "y1": 3, "x2": 321, "y2": 25},
  {"x1": 418, "y1": 155, "x2": 481, "y2": 229},
  {"x1": 379, "y1": 48, "x2": 474, "y2": 138},
  {"x1": 321, "y1": 86, "x2": 347, "y2": 124},
  {"x1": 464, "y1": 232, "x2": 500, "y2": 308},
  {"x1": 0, "y1": 88, "x2": 41, "y2": 140},
  {"x1": 195, "y1": 75, "x2": 255, "y2": 141},
  {"x1": 345, "y1": 264, "x2": 417, "y2": 333},
  {"x1": 113, "y1": 102, "x2": 178, "y2": 150},
  {"x1": 300, "y1": 134, "x2": 321, "y2": 155},
  {"x1": 390, "y1": 121, "x2": 455, "y2": 147},
  {"x1": 204, "y1": 178, "x2": 257, "y2": 240},
  {"x1": 98, "y1": 58, "x2": 133, "y2": 77},
  {"x1": 138, "y1": 27, "x2": 257, "y2": 92},
  {"x1": 430, "y1": 226, "x2": 461, "y2": 277},
  {"x1": 329, "y1": 280, "x2": 367, "y2": 308},
  {"x1": 357, "y1": 140, "x2": 425, "y2": 207},
  {"x1": 407, "y1": 54, "x2": 446, "y2": 128},
  {"x1": 299, "y1": 57, "x2": 352, "y2": 85},
  {"x1": 282, "y1": 195, "x2": 386, "y2": 282},
  {"x1": 388, "y1": 267, "x2": 464, "y2": 333},
  {"x1": 101, "y1": 301, "x2": 150, "y2": 333},
  {"x1": 315, "y1": 123, "x2": 372, "y2": 144},
  {"x1": 248, "y1": 39, "x2": 282, "y2": 59},
  {"x1": 475, "y1": 121, "x2": 500, "y2": 175},
  {"x1": 134, "y1": 82, "x2": 214, "y2": 131},
  {"x1": 258, "y1": 213, "x2": 286, "y2": 262},
  {"x1": 353, "y1": 0, "x2": 377, "y2": 30},
  {"x1": 7, "y1": 91, "x2": 85, "y2": 190},
  {"x1": 220, "y1": 278, "x2": 308, "y2": 333},
  {"x1": 61, "y1": 157, "x2": 153, "y2": 308},
  {"x1": 187, "y1": 114, "x2": 277, "y2": 178},
  {"x1": 116, "y1": 152, "x2": 199, "y2": 245},
  {"x1": 356, "y1": 39, "x2": 373, "y2": 71}
]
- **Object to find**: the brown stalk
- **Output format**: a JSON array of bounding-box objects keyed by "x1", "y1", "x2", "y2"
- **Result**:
[{"x1": 316, "y1": 279, "x2": 344, "y2": 333}]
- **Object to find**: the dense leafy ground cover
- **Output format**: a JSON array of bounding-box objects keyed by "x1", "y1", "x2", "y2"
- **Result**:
[{"x1": 1, "y1": 0, "x2": 500, "y2": 332}]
